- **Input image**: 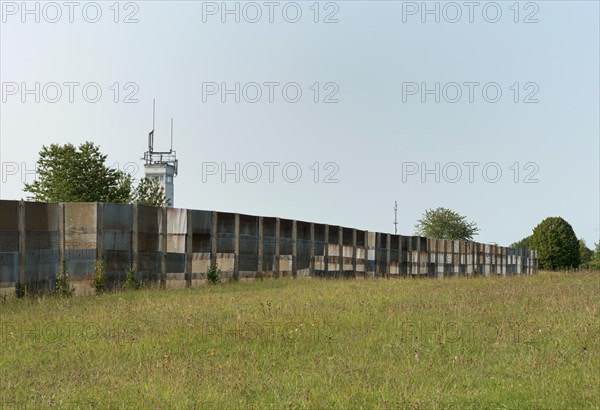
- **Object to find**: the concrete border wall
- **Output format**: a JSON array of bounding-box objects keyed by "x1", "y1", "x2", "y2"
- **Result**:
[{"x1": 0, "y1": 200, "x2": 539, "y2": 295}]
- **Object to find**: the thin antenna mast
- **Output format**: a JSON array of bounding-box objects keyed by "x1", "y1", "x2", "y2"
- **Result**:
[
  {"x1": 393, "y1": 201, "x2": 398, "y2": 235},
  {"x1": 152, "y1": 99, "x2": 156, "y2": 131},
  {"x1": 148, "y1": 99, "x2": 156, "y2": 152},
  {"x1": 142, "y1": 99, "x2": 179, "y2": 207}
]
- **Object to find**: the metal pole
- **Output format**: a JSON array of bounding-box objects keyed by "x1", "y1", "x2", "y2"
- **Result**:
[{"x1": 393, "y1": 201, "x2": 398, "y2": 235}]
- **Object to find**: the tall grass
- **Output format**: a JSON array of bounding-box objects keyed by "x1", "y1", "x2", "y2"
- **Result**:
[{"x1": 1, "y1": 272, "x2": 598, "y2": 409}]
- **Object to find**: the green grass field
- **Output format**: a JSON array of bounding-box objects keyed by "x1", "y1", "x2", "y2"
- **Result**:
[{"x1": 1, "y1": 272, "x2": 598, "y2": 409}]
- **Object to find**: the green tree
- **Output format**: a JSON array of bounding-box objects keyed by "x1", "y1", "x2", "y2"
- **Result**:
[
  {"x1": 588, "y1": 242, "x2": 600, "y2": 269},
  {"x1": 24, "y1": 142, "x2": 170, "y2": 208},
  {"x1": 414, "y1": 207, "x2": 479, "y2": 240},
  {"x1": 24, "y1": 142, "x2": 132, "y2": 203},
  {"x1": 578, "y1": 239, "x2": 593, "y2": 268},
  {"x1": 529, "y1": 217, "x2": 580, "y2": 270},
  {"x1": 132, "y1": 177, "x2": 170, "y2": 207},
  {"x1": 511, "y1": 236, "x2": 531, "y2": 249}
]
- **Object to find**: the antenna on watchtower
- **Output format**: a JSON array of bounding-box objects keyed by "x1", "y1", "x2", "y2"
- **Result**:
[
  {"x1": 148, "y1": 99, "x2": 156, "y2": 152},
  {"x1": 170, "y1": 118, "x2": 174, "y2": 152},
  {"x1": 393, "y1": 201, "x2": 398, "y2": 235}
]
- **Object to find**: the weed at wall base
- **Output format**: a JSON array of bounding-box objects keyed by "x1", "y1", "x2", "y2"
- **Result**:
[
  {"x1": 15, "y1": 282, "x2": 29, "y2": 298},
  {"x1": 123, "y1": 268, "x2": 140, "y2": 290},
  {"x1": 55, "y1": 265, "x2": 74, "y2": 298},
  {"x1": 93, "y1": 259, "x2": 107, "y2": 294},
  {"x1": 207, "y1": 264, "x2": 221, "y2": 285}
]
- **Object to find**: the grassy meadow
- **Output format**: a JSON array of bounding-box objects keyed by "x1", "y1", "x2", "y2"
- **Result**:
[{"x1": 1, "y1": 271, "x2": 598, "y2": 409}]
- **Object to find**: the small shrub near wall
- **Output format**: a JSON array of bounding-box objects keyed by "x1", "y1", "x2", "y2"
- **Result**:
[
  {"x1": 93, "y1": 259, "x2": 107, "y2": 294},
  {"x1": 123, "y1": 268, "x2": 140, "y2": 290},
  {"x1": 207, "y1": 264, "x2": 221, "y2": 285},
  {"x1": 56, "y1": 265, "x2": 75, "y2": 298}
]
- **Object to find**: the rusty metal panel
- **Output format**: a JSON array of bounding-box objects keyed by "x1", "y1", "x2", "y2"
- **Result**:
[
  {"x1": 418, "y1": 237, "x2": 425, "y2": 256},
  {"x1": 0, "y1": 200, "x2": 19, "y2": 288},
  {"x1": 341, "y1": 228, "x2": 354, "y2": 275},
  {"x1": 368, "y1": 231, "x2": 376, "y2": 251},
  {"x1": 165, "y1": 207, "x2": 187, "y2": 274},
  {"x1": 103, "y1": 204, "x2": 132, "y2": 252},
  {"x1": 313, "y1": 223, "x2": 326, "y2": 254},
  {"x1": 24, "y1": 202, "x2": 59, "y2": 291},
  {"x1": 295, "y1": 221, "x2": 311, "y2": 272},
  {"x1": 459, "y1": 241, "x2": 466, "y2": 265},
  {"x1": 374, "y1": 233, "x2": 387, "y2": 276},
  {"x1": 137, "y1": 205, "x2": 159, "y2": 250},
  {"x1": 103, "y1": 203, "x2": 132, "y2": 231},
  {"x1": 239, "y1": 214, "x2": 258, "y2": 273},
  {"x1": 191, "y1": 252, "x2": 210, "y2": 277},
  {"x1": 262, "y1": 217, "x2": 278, "y2": 275},
  {"x1": 342, "y1": 245, "x2": 353, "y2": 261},
  {"x1": 64, "y1": 202, "x2": 97, "y2": 246},
  {"x1": 389, "y1": 235, "x2": 399, "y2": 275},
  {"x1": 494, "y1": 246, "x2": 501, "y2": 275},
  {"x1": 327, "y1": 243, "x2": 339, "y2": 272},
  {"x1": 366, "y1": 232, "x2": 376, "y2": 274},
  {"x1": 167, "y1": 208, "x2": 186, "y2": 253},
  {"x1": 191, "y1": 210, "x2": 211, "y2": 253},
  {"x1": 24, "y1": 201, "x2": 58, "y2": 232},
  {"x1": 427, "y1": 238, "x2": 435, "y2": 259},
  {"x1": 436, "y1": 239, "x2": 444, "y2": 275},
  {"x1": 217, "y1": 212, "x2": 235, "y2": 254},
  {"x1": 191, "y1": 210, "x2": 211, "y2": 233},
  {"x1": 434, "y1": 239, "x2": 443, "y2": 274},
  {"x1": 64, "y1": 202, "x2": 97, "y2": 277},
  {"x1": 443, "y1": 239, "x2": 452, "y2": 275},
  {"x1": 342, "y1": 228, "x2": 353, "y2": 246},
  {"x1": 328, "y1": 225, "x2": 339, "y2": 245},
  {"x1": 137, "y1": 205, "x2": 160, "y2": 281},
  {"x1": 324, "y1": 225, "x2": 339, "y2": 276},
  {"x1": 103, "y1": 203, "x2": 133, "y2": 278},
  {"x1": 354, "y1": 229, "x2": 366, "y2": 275},
  {"x1": 484, "y1": 244, "x2": 492, "y2": 274},
  {"x1": 280, "y1": 219, "x2": 293, "y2": 257},
  {"x1": 0, "y1": 200, "x2": 18, "y2": 231}
]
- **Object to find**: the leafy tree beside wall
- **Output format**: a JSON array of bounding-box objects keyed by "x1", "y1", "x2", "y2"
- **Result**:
[
  {"x1": 590, "y1": 242, "x2": 600, "y2": 269},
  {"x1": 511, "y1": 236, "x2": 531, "y2": 250},
  {"x1": 414, "y1": 207, "x2": 479, "y2": 240},
  {"x1": 24, "y1": 142, "x2": 132, "y2": 203},
  {"x1": 578, "y1": 239, "x2": 593, "y2": 268},
  {"x1": 529, "y1": 217, "x2": 580, "y2": 270},
  {"x1": 133, "y1": 177, "x2": 171, "y2": 207},
  {"x1": 24, "y1": 142, "x2": 169, "y2": 207}
]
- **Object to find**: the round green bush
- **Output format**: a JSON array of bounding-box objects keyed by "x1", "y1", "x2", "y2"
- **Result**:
[{"x1": 530, "y1": 217, "x2": 580, "y2": 270}]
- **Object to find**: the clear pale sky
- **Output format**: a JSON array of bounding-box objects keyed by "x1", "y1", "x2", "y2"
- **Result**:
[{"x1": 1, "y1": 1, "x2": 598, "y2": 247}]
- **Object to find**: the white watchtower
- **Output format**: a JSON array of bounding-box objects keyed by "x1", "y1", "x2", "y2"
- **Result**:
[{"x1": 143, "y1": 101, "x2": 178, "y2": 207}]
